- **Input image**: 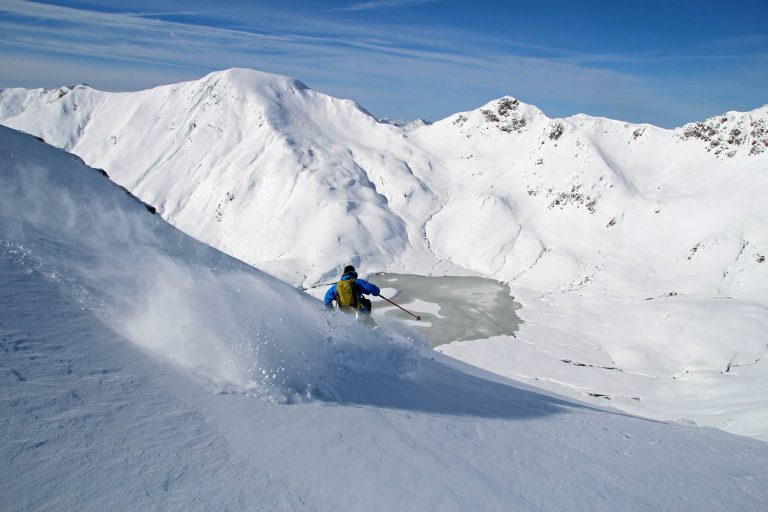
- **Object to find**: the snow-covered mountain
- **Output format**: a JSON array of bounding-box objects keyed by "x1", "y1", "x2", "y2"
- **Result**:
[
  {"x1": 0, "y1": 69, "x2": 442, "y2": 283},
  {"x1": 3, "y1": 124, "x2": 768, "y2": 510},
  {"x1": 1, "y1": 68, "x2": 767, "y2": 442}
]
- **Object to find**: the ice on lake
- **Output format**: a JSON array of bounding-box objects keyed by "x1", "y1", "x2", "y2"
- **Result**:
[{"x1": 370, "y1": 273, "x2": 522, "y2": 347}]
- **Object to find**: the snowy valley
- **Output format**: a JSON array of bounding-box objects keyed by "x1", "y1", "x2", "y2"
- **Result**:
[{"x1": 1, "y1": 68, "x2": 768, "y2": 510}]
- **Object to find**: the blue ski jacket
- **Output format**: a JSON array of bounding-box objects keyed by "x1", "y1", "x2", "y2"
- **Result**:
[{"x1": 324, "y1": 272, "x2": 380, "y2": 308}]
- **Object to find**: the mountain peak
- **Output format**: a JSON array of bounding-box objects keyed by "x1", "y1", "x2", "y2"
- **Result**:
[
  {"x1": 202, "y1": 68, "x2": 309, "y2": 94},
  {"x1": 677, "y1": 103, "x2": 768, "y2": 157},
  {"x1": 482, "y1": 96, "x2": 547, "y2": 116},
  {"x1": 441, "y1": 96, "x2": 548, "y2": 134},
  {"x1": 379, "y1": 117, "x2": 431, "y2": 130},
  {"x1": 189, "y1": 68, "x2": 376, "y2": 123}
]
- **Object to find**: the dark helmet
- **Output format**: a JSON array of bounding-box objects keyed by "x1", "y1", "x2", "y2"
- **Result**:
[{"x1": 342, "y1": 265, "x2": 357, "y2": 278}]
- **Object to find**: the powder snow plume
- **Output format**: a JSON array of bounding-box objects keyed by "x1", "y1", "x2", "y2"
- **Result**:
[{"x1": 0, "y1": 127, "x2": 425, "y2": 402}]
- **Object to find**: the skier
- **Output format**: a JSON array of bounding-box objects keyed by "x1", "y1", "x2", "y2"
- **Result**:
[{"x1": 324, "y1": 265, "x2": 380, "y2": 314}]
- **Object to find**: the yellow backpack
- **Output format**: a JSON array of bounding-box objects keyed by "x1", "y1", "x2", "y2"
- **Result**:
[{"x1": 336, "y1": 279, "x2": 360, "y2": 310}]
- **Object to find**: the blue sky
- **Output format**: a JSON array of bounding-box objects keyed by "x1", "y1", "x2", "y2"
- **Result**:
[{"x1": 1, "y1": 0, "x2": 766, "y2": 126}]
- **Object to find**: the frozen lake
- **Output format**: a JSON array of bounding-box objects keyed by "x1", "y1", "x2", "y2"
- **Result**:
[{"x1": 370, "y1": 273, "x2": 522, "y2": 348}]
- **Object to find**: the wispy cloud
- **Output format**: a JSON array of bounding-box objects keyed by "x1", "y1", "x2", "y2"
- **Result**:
[
  {"x1": 0, "y1": 0, "x2": 765, "y2": 126},
  {"x1": 337, "y1": 0, "x2": 445, "y2": 12}
]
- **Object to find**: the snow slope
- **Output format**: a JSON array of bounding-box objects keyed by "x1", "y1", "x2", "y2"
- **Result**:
[
  {"x1": 3, "y1": 125, "x2": 768, "y2": 510},
  {"x1": 1, "y1": 69, "x2": 767, "y2": 441}
]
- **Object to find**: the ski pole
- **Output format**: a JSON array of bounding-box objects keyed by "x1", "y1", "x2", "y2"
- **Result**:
[
  {"x1": 380, "y1": 296, "x2": 422, "y2": 321},
  {"x1": 300, "y1": 281, "x2": 337, "y2": 291}
]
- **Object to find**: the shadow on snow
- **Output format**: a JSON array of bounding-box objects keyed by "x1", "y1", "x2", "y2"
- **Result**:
[{"x1": 316, "y1": 357, "x2": 582, "y2": 420}]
